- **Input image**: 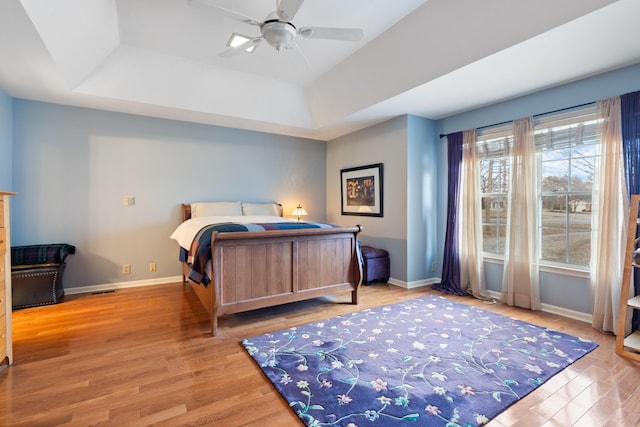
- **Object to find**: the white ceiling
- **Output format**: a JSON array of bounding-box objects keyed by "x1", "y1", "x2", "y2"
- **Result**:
[{"x1": 0, "y1": 0, "x2": 639, "y2": 141}]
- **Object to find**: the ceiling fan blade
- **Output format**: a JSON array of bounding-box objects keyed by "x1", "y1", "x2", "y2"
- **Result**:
[
  {"x1": 297, "y1": 27, "x2": 363, "y2": 42},
  {"x1": 277, "y1": 0, "x2": 304, "y2": 21},
  {"x1": 187, "y1": 0, "x2": 262, "y2": 26},
  {"x1": 218, "y1": 37, "x2": 262, "y2": 58}
]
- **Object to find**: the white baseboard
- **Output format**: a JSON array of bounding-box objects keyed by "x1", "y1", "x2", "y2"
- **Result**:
[
  {"x1": 386, "y1": 277, "x2": 438, "y2": 289},
  {"x1": 540, "y1": 302, "x2": 592, "y2": 323},
  {"x1": 64, "y1": 276, "x2": 183, "y2": 295},
  {"x1": 383, "y1": 282, "x2": 592, "y2": 323},
  {"x1": 486, "y1": 290, "x2": 592, "y2": 323},
  {"x1": 64, "y1": 276, "x2": 593, "y2": 324},
  {"x1": 65, "y1": 276, "x2": 432, "y2": 294}
]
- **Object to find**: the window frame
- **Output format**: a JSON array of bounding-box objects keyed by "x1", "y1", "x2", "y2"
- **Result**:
[{"x1": 477, "y1": 105, "x2": 598, "y2": 273}]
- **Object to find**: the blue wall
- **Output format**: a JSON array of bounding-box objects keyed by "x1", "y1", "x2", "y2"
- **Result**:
[
  {"x1": 407, "y1": 115, "x2": 438, "y2": 282},
  {"x1": 2, "y1": 61, "x2": 639, "y2": 313},
  {"x1": 435, "y1": 62, "x2": 640, "y2": 315},
  {"x1": 11, "y1": 100, "x2": 326, "y2": 289},
  {"x1": 0, "y1": 88, "x2": 11, "y2": 190}
]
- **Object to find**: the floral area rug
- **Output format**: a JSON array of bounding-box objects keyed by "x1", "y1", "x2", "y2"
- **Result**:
[{"x1": 242, "y1": 295, "x2": 598, "y2": 426}]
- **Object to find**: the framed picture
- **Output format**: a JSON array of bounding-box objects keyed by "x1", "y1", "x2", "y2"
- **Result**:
[{"x1": 340, "y1": 163, "x2": 383, "y2": 217}]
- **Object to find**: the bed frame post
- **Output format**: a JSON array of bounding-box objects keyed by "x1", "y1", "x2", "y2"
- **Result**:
[
  {"x1": 210, "y1": 280, "x2": 218, "y2": 336},
  {"x1": 211, "y1": 310, "x2": 218, "y2": 337},
  {"x1": 210, "y1": 231, "x2": 220, "y2": 337}
]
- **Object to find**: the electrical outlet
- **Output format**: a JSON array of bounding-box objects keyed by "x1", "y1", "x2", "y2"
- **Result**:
[
  {"x1": 431, "y1": 262, "x2": 437, "y2": 272},
  {"x1": 122, "y1": 264, "x2": 131, "y2": 274},
  {"x1": 150, "y1": 262, "x2": 157, "y2": 272},
  {"x1": 123, "y1": 196, "x2": 136, "y2": 206}
]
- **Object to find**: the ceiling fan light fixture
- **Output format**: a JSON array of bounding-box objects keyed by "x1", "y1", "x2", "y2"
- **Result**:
[
  {"x1": 200, "y1": 1, "x2": 364, "y2": 58},
  {"x1": 261, "y1": 20, "x2": 296, "y2": 51},
  {"x1": 226, "y1": 32, "x2": 257, "y2": 53}
]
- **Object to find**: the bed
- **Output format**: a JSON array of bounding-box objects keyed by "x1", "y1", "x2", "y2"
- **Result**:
[{"x1": 170, "y1": 201, "x2": 363, "y2": 336}]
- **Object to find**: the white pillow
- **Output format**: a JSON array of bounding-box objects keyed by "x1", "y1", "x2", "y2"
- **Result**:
[
  {"x1": 242, "y1": 202, "x2": 280, "y2": 217},
  {"x1": 191, "y1": 201, "x2": 242, "y2": 217}
]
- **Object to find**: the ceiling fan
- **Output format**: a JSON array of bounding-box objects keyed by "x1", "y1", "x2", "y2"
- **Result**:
[{"x1": 188, "y1": 0, "x2": 364, "y2": 61}]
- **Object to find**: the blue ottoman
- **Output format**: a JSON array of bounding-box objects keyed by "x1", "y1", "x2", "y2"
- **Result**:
[{"x1": 361, "y1": 245, "x2": 390, "y2": 284}]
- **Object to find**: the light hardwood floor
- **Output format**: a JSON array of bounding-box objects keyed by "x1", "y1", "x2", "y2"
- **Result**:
[{"x1": 0, "y1": 282, "x2": 639, "y2": 426}]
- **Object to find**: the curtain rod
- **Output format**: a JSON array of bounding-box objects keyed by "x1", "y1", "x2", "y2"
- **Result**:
[{"x1": 438, "y1": 101, "x2": 596, "y2": 138}]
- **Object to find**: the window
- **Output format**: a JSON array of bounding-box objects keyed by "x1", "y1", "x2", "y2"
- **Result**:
[
  {"x1": 479, "y1": 133, "x2": 512, "y2": 255},
  {"x1": 478, "y1": 106, "x2": 598, "y2": 268}
]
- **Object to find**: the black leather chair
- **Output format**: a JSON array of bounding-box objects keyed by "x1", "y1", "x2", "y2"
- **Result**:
[{"x1": 11, "y1": 244, "x2": 75, "y2": 309}]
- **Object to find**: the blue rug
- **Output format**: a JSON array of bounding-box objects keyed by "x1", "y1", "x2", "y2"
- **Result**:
[{"x1": 242, "y1": 295, "x2": 597, "y2": 426}]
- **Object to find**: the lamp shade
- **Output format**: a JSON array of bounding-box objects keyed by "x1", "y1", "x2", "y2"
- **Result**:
[{"x1": 292, "y1": 204, "x2": 307, "y2": 221}]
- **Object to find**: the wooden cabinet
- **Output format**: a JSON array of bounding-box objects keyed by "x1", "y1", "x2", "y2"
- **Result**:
[
  {"x1": 0, "y1": 191, "x2": 14, "y2": 366},
  {"x1": 617, "y1": 194, "x2": 640, "y2": 361}
]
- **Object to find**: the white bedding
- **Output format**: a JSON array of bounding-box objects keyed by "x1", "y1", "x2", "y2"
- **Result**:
[{"x1": 169, "y1": 215, "x2": 299, "y2": 250}]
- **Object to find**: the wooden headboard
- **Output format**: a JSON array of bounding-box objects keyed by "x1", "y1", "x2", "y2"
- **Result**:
[{"x1": 181, "y1": 204, "x2": 192, "y2": 222}]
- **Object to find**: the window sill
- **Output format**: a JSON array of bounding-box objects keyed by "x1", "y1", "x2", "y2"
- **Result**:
[{"x1": 482, "y1": 255, "x2": 590, "y2": 279}]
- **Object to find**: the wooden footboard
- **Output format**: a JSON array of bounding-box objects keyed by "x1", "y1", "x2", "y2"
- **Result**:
[{"x1": 183, "y1": 226, "x2": 363, "y2": 336}]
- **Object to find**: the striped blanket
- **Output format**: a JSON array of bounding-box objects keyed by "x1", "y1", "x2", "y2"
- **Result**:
[
  {"x1": 11, "y1": 244, "x2": 76, "y2": 270},
  {"x1": 182, "y1": 222, "x2": 334, "y2": 285}
]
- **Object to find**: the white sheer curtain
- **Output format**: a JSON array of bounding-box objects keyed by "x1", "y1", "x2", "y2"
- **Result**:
[
  {"x1": 459, "y1": 129, "x2": 489, "y2": 298},
  {"x1": 501, "y1": 117, "x2": 541, "y2": 310},
  {"x1": 591, "y1": 97, "x2": 630, "y2": 334}
]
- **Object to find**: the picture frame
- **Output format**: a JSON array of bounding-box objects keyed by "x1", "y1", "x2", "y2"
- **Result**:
[{"x1": 340, "y1": 163, "x2": 383, "y2": 217}]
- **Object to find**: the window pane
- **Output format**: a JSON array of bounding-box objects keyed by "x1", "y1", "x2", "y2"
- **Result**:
[
  {"x1": 537, "y1": 114, "x2": 596, "y2": 268},
  {"x1": 482, "y1": 196, "x2": 508, "y2": 222},
  {"x1": 480, "y1": 159, "x2": 509, "y2": 194},
  {"x1": 569, "y1": 156, "x2": 595, "y2": 192},
  {"x1": 482, "y1": 195, "x2": 507, "y2": 254},
  {"x1": 541, "y1": 161, "x2": 569, "y2": 193},
  {"x1": 568, "y1": 198, "x2": 591, "y2": 265},
  {"x1": 482, "y1": 224, "x2": 507, "y2": 254},
  {"x1": 482, "y1": 224, "x2": 498, "y2": 253},
  {"x1": 540, "y1": 204, "x2": 591, "y2": 265},
  {"x1": 541, "y1": 195, "x2": 567, "y2": 216},
  {"x1": 568, "y1": 197, "x2": 592, "y2": 216},
  {"x1": 541, "y1": 226, "x2": 567, "y2": 263},
  {"x1": 568, "y1": 228, "x2": 591, "y2": 266},
  {"x1": 573, "y1": 143, "x2": 598, "y2": 157}
]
